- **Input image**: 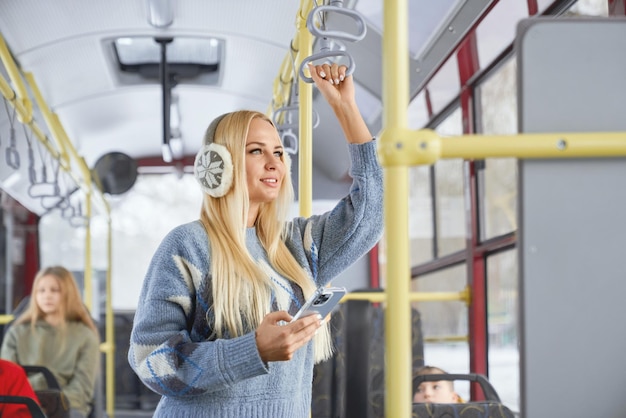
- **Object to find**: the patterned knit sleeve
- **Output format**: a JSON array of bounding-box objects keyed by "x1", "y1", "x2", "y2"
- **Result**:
[
  {"x1": 289, "y1": 140, "x2": 383, "y2": 286},
  {"x1": 128, "y1": 222, "x2": 268, "y2": 397}
]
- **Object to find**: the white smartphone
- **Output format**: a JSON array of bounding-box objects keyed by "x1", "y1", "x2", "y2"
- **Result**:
[{"x1": 291, "y1": 286, "x2": 347, "y2": 322}]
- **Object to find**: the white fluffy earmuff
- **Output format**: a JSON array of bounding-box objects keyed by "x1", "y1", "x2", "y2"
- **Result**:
[
  {"x1": 193, "y1": 142, "x2": 233, "y2": 197},
  {"x1": 194, "y1": 113, "x2": 233, "y2": 197}
]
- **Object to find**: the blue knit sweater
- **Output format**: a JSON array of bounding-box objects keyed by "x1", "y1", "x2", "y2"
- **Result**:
[{"x1": 128, "y1": 140, "x2": 383, "y2": 417}]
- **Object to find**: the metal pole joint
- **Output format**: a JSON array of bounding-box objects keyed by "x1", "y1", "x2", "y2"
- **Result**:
[{"x1": 379, "y1": 128, "x2": 441, "y2": 167}]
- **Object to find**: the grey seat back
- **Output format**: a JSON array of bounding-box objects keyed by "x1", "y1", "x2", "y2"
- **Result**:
[
  {"x1": 412, "y1": 373, "x2": 516, "y2": 418},
  {"x1": 0, "y1": 395, "x2": 47, "y2": 418},
  {"x1": 412, "y1": 402, "x2": 516, "y2": 418},
  {"x1": 23, "y1": 365, "x2": 71, "y2": 418},
  {"x1": 311, "y1": 289, "x2": 425, "y2": 418}
]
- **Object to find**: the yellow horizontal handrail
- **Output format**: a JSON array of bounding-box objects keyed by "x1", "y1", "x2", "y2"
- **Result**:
[
  {"x1": 424, "y1": 335, "x2": 468, "y2": 343},
  {"x1": 0, "y1": 314, "x2": 14, "y2": 325},
  {"x1": 378, "y1": 128, "x2": 626, "y2": 166},
  {"x1": 341, "y1": 287, "x2": 471, "y2": 305}
]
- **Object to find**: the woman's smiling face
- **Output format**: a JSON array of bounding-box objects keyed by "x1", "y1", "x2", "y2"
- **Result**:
[{"x1": 245, "y1": 117, "x2": 285, "y2": 218}]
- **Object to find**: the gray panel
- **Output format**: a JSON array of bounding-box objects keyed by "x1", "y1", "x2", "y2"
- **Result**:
[{"x1": 517, "y1": 18, "x2": 626, "y2": 418}]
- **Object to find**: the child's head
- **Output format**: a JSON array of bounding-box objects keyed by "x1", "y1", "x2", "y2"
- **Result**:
[
  {"x1": 18, "y1": 266, "x2": 98, "y2": 334},
  {"x1": 31, "y1": 266, "x2": 80, "y2": 320},
  {"x1": 413, "y1": 366, "x2": 461, "y2": 404}
]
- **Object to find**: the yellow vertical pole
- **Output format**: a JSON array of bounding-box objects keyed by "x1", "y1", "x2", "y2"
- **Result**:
[
  {"x1": 296, "y1": 7, "x2": 315, "y2": 417},
  {"x1": 298, "y1": 1, "x2": 314, "y2": 218},
  {"x1": 382, "y1": 0, "x2": 412, "y2": 417},
  {"x1": 105, "y1": 215, "x2": 115, "y2": 418},
  {"x1": 84, "y1": 193, "x2": 93, "y2": 311}
]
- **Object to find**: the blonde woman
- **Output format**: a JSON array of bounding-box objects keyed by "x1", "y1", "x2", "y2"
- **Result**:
[
  {"x1": 128, "y1": 63, "x2": 383, "y2": 418},
  {"x1": 1, "y1": 266, "x2": 100, "y2": 418}
]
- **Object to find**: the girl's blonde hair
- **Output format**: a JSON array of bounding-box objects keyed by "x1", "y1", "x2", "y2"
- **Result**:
[
  {"x1": 16, "y1": 266, "x2": 99, "y2": 336},
  {"x1": 199, "y1": 110, "x2": 333, "y2": 362}
]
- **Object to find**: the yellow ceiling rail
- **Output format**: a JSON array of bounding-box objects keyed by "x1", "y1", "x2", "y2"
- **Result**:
[
  {"x1": 269, "y1": 0, "x2": 314, "y2": 115},
  {"x1": 268, "y1": 0, "x2": 316, "y2": 219},
  {"x1": 0, "y1": 75, "x2": 86, "y2": 193},
  {"x1": 0, "y1": 79, "x2": 65, "y2": 159},
  {"x1": 0, "y1": 74, "x2": 29, "y2": 119},
  {"x1": 24, "y1": 72, "x2": 71, "y2": 166},
  {"x1": 1, "y1": 33, "x2": 106, "y2": 210},
  {"x1": 0, "y1": 32, "x2": 32, "y2": 123},
  {"x1": 0, "y1": 75, "x2": 67, "y2": 171},
  {"x1": 271, "y1": 40, "x2": 299, "y2": 115},
  {"x1": 0, "y1": 36, "x2": 81, "y2": 183},
  {"x1": 26, "y1": 75, "x2": 110, "y2": 217},
  {"x1": 379, "y1": 128, "x2": 626, "y2": 166}
]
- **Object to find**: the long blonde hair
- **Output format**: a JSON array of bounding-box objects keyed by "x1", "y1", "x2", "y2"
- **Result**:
[
  {"x1": 16, "y1": 266, "x2": 99, "y2": 336},
  {"x1": 199, "y1": 110, "x2": 333, "y2": 362}
]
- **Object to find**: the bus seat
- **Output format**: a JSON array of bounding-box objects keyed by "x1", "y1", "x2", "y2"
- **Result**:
[
  {"x1": 0, "y1": 395, "x2": 47, "y2": 418},
  {"x1": 412, "y1": 373, "x2": 516, "y2": 418},
  {"x1": 412, "y1": 402, "x2": 516, "y2": 418},
  {"x1": 23, "y1": 365, "x2": 70, "y2": 418},
  {"x1": 311, "y1": 288, "x2": 425, "y2": 418},
  {"x1": 6, "y1": 296, "x2": 104, "y2": 418}
]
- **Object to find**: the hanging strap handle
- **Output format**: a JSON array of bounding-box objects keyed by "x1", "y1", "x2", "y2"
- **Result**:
[
  {"x1": 306, "y1": 5, "x2": 367, "y2": 42},
  {"x1": 298, "y1": 2, "x2": 366, "y2": 83}
]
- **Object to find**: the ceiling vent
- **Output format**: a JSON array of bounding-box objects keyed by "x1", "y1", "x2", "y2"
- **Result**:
[{"x1": 110, "y1": 36, "x2": 223, "y2": 86}]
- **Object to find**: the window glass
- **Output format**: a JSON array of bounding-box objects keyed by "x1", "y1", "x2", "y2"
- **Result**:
[
  {"x1": 413, "y1": 264, "x2": 471, "y2": 401},
  {"x1": 408, "y1": 165, "x2": 433, "y2": 265},
  {"x1": 567, "y1": 0, "x2": 609, "y2": 16},
  {"x1": 475, "y1": 1, "x2": 528, "y2": 68},
  {"x1": 477, "y1": 58, "x2": 518, "y2": 240},
  {"x1": 425, "y1": 57, "x2": 461, "y2": 117},
  {"x1": 412, "y1": 264, "x2": 467, "y2": 338},
  {"x1": 408, "y1": 90, "x2": 430, "y2": 130},
  {"x1": 114, "y1": 37, "x2": 222, "y2": 66},
  {"x1": 434, "y1": 108, "x2": 465, "y2": 256},
  {"x1": 354, "y1": 81, "x2": 382, "y2": 127},
  {"x1": 40, "y1": 173, "x2": 202, "y2": 310},
  {"x1": 536, "y1": 0, "x2": 555, "y2": 13},
  {"x1": 355, "y1": 0, "x2": 458, "y2": 57},
  {"x1": 487, "y1": 249, "x2": 519, "y2": 413}
]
